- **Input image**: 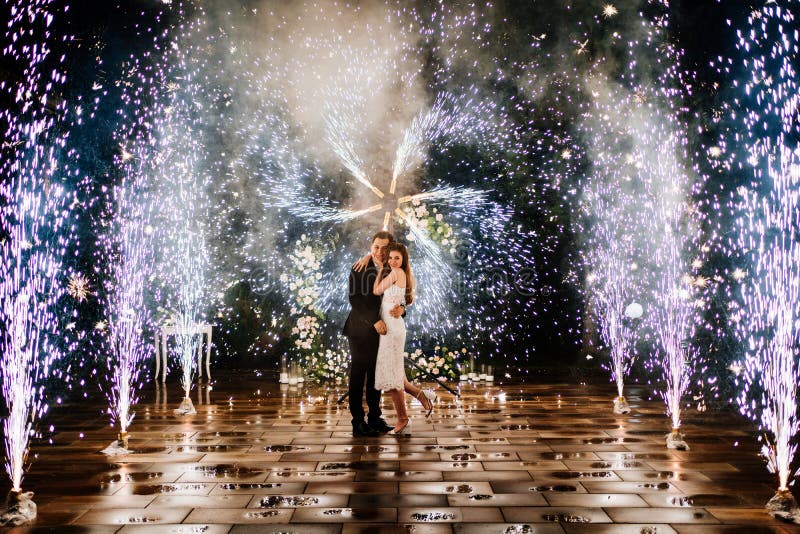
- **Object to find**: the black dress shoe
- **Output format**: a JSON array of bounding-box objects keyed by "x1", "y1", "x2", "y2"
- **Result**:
[
  {"x1": 368, "y1": 419, "x2": 393, "y2": 433},
  {"x1": 352, "y1": 421, "x2": 379, "y2": 437}
]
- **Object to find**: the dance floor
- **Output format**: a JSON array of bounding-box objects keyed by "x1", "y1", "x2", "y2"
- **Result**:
[{"x1": 4, "y1": 370, "x2": 799, "y2": 533}]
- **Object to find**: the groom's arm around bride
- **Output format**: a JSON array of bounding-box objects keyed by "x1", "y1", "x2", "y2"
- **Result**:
[{"x1": 343, "y1": 232, "x2": 392, "y2": 436}]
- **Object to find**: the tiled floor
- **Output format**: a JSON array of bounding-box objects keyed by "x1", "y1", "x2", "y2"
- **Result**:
[{"x1": 3, "y1": 371, "x2": 800, "y2": 533}]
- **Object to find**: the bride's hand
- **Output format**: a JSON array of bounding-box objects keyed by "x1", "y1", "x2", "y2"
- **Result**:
[{"x1": 352, "y1": 253, "x2": 371, "y2": 272}]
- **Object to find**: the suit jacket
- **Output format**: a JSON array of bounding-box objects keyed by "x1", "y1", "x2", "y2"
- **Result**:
[{"x1": 342, "y1": 259, "x2": 382, "y2": 337}]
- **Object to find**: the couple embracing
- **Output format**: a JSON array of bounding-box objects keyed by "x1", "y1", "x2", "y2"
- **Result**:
[{"x1": 343, "y1": 230, "x2": 436, "y2": 437}]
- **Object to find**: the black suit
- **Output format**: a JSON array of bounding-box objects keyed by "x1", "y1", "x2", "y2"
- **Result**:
[{"x1": 343, "y1": 259, "x2": 383, "y2": 426}]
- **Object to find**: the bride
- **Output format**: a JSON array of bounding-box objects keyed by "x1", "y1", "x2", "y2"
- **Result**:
[{"x1": 371, "y1": 242, "x2": 435, "y2": 434}]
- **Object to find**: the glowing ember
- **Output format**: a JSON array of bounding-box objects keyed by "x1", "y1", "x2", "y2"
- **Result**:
[{"x1": 67, "y1": 273, "x2": 92, "y2": 302}]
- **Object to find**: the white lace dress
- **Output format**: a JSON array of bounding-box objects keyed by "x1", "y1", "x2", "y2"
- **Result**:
[{"x1": 374, "y1": 284, "x2": 406, "y2": 391}]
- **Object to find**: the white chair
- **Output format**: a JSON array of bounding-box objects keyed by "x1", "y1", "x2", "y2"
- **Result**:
[{"x1": 154, "y1": 323, "x2": 213, "y2": 383}]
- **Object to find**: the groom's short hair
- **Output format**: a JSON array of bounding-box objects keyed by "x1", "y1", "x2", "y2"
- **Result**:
[{"x1": 372, "y1": 230, "x2": 395, "y2": 243}]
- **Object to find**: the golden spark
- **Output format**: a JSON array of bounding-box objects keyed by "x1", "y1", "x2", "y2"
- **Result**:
[
  {"x1": 602, "y1": 4, "x2": 619, "y2": 18},
  {"x1": 67, "y1": 273, "x2": 92, "y2": 302}
]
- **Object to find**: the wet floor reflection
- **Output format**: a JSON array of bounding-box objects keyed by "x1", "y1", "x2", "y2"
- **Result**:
[{"x1": 19, "y1": 372, "x2": 792, "y2": 530}]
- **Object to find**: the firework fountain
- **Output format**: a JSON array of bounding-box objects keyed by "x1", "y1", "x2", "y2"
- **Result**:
[
  {"x1": 582, "y1": 195, "x2": 644, "y2": 415},
  {"x1": 99, "y1": 171, "x2": 155, "y2": 454},
  {"x1": 133, "y1": 6, "x2": 212, "y2": 415},
  {"x1": 636, "y1": 90, "x2": 706, "y2": 451},
  {"x1": 578, "y1": 79, "x2": 652, "y2": 415},
  {"x1": 623, "y1": 1, "x2": 709, "y2": 451},
  {"x1": 160, "y1": 96, "x2": 209, "y2": 416},
  {"x1": 649, "y1": 196, "x2": 702, "y2": 451},
  {"x1": 637, "y1": 85, "x2": 705, "y2": 451},
  {"x1": 0, "y1": 0, "x2": 73, "y2": 524},
  {"x1": 731, "y1": 1, "x2": 800, "y2": 520}
]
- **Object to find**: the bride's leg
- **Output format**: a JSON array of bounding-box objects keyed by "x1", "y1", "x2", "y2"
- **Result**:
[
  {"x1": 404, "y1": 379, "x2": 432, "y2": 412},
  {"x1": 389, "y1": 389, "x2": 407, "y2": 425},
  {"x1": 403, "y1": 378, "x2": 421, "y2": 398}
]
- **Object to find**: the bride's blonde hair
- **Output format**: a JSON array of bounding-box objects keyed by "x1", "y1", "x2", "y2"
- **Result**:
[{"x1": 387, "y1": 242, "x2": 415, "y2": 305}]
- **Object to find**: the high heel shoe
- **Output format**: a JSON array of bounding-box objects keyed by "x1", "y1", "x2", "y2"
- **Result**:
[
  {"x1": 390, "y1": 419, "x2": 411, "y2": 435},
  {"x1": 416, "y1": 389, "x2": 436, "y2": 418}
]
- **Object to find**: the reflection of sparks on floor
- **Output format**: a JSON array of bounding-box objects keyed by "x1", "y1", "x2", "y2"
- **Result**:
[{"x1": 16, "y1": 372, "x2": 791, "y2": 529}]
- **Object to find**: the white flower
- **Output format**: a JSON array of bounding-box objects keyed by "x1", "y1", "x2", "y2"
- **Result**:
[{"x1": 436, "y1": 213, "x2": 443, "y2": 221}]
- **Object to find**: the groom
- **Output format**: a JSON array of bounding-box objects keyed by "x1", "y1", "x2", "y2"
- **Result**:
[{"x1": 343, "y1": 230, "x2": 403, "y2": 437}]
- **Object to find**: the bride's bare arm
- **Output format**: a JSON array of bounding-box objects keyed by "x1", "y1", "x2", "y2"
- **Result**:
[
  {"x1": 373, "y1": 268, "x2": 398, "y2": 295},
  {"x1": 352, "y1": 253, "x2": 371, "y2": 272}
]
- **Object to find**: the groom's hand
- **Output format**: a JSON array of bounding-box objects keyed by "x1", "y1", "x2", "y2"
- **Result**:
[
  {"x1": 389, "y1": 304, "x2": 404, "y2": 318},
  {"x1": 374, "y1": 320, "x2": 387, "y2": 335}
]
